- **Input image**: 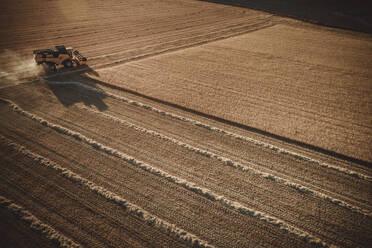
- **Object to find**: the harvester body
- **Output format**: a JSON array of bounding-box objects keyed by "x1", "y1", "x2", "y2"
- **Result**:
[{"x1": 33, "y1": 45, "x2": 87, "y2": 71}]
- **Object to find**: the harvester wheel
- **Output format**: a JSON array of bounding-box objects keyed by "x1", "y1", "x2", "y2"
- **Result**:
[
  {"x1": 63, "y1": 59, "x2": 73, "y2": 68},
  {"x1": 48, "y1": 63, "x2": 56, "y2": 72}
]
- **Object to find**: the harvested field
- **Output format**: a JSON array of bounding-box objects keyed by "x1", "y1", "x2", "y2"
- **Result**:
[
  {"x1": 1, "y1": 0, "x2": 372, "y2": 247},
  {"x1": 95, "y1": 23, "x2": 372, "y2": 163}
]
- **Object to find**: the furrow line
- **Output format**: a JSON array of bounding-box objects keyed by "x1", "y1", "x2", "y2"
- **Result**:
[
  {"x1": 1, "y1": 98, "x2": 334, "y2": 248},
  {"x1": 89, "y1": 16, "x2": 270, "y2": 60},
  {"x1": 1, "y1": 19, "x2": 273, "y2": 89},
  {"x1": 0, "y1": 135, "x2": 213, "y2": 248},
  {"x1": 93, "y1": 23, "x2": 275, "y2": 69},
  {"x1": 0, "y1": 20, "x2": 270, "y2": 90},
  {"x1": 60, "y1": 80, "x2": 370, "y2": 181},
  {"x1": 82, "y1": 106, "x2": 371, "y2": 217},
  {"x1": 0, "y1": 195, "x2": 81, "y2": 248}
]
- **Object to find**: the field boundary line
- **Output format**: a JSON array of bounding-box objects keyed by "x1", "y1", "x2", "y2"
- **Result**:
[
  {"x1": 0, "y1": 135, "x2": 214, "y2": 248},
  {"x1": 1, "y1": 98, "x2": 335, "y2": 248},
  {"x1": 81, "y1": 105, "x2": 371, "y2": 217},
  {"x1": 45, "y1": 80, "x2": 372, "y2": 181},
  {"x1": 0, "y1": 194, "x2": 81, "y2": 248}
]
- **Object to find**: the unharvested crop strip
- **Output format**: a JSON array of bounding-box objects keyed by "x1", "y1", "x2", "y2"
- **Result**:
[
  {"x1": 1, "y1": 98, "x2": 334, "y2": 248},
  {"x1": 82, "y1": 106, "x2": 371, "y2": 217},
  {"x1": 0, "y1": 135, "x2": 213, "y2": 248},
  {"x1": 45, "y1": 80, "x2": 371, "y2": 182},
  {"x1": 0, "y1": 194, "x2": 81, "y2": 248}
]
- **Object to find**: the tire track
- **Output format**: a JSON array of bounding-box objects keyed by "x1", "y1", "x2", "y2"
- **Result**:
[
  {"x1": 0, "y1": 195, "x2": 81, "y2": 248},
  {"x1": 0, "y1": 98, "x2": 334, "y2": 248},
  {"x1": 80, "y1": 105, "x2": 371, "y2": 217},
  {"x1": 0, "y1": 135, "x2": 213, "y2": 248},
  {"x1": 44, "y1": 80, "x2": 371, "y2": 181}
]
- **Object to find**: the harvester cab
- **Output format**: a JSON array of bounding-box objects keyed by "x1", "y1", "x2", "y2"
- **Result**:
[{"x1": 33, "y1": 45, "x2": 87, "y2": 71}]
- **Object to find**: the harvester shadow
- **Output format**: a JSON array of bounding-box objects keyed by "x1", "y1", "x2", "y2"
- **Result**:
[
  {"x1": 45, "y1": 66, "x2": 108, "y2": 111},
  {"x1": 79, "y1": 64, "x2": 99, "y2": 77},
  {"x1": 199, "y1": 0, "x2": 372, "y2": 34}
]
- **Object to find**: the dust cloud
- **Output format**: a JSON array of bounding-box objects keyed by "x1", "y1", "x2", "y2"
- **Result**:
[{"x1": 0, "y1": 49, "x2": 44, "y2": 84}]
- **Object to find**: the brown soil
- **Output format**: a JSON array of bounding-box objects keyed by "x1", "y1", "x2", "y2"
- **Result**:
[{"x1": 0, "y1": 0, "x2": 371, "y2": 247}]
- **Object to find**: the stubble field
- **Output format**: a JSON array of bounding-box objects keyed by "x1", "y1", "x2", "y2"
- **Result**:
[{"x1": 0, "y1": 0, "x2": 371, "y2": 247}]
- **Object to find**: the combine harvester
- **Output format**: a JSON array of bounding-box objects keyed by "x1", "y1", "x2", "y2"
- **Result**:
[{"x1": 33, "y1": 45, "x2": 87, "y2": 72}]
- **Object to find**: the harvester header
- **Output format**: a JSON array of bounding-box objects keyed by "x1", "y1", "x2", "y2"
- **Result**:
[{"x1": 33, "y1": 45, "x2": 87, "y2": 71}]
